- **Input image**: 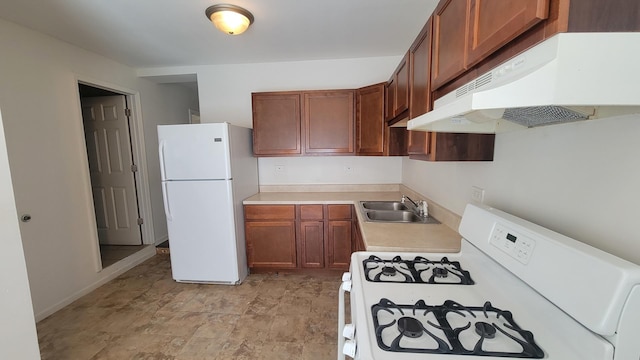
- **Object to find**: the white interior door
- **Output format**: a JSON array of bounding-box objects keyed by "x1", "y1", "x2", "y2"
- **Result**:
[{"x1": 81, "y1": 95, "x2": 142, "y2": 245}]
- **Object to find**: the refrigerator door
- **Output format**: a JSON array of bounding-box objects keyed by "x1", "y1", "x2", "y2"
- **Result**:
[
  {"x1": 158, "y1": 123, "x2": 231, "y2": 181},
  {"x1": 164, "y1": 179, "x2": 240, "y2": 283}
]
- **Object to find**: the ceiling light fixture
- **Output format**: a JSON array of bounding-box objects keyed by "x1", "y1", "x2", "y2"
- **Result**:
[{"x1": 205, "y1": 4, "x2": 254, "y2": 35}]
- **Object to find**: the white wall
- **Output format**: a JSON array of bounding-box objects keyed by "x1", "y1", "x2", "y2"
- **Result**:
[
  {"x1": 0, "y1": 19, "x2": 196, "y2": 319},
  {"x1": 403, "y1": 115, "x2": 640, "y2": 264},
  {"x1": 0, "y1": 109, "x2": 40, "y2": 359},
  {"x1": 259, "y1": 156, "x2": 402, "y2": 185},
  {"x1": 140, "y1": 56, "x2": 402, "y2": 129},
  {"x1": 141, "y1": 83, "x2": 196, "y2": 243}
]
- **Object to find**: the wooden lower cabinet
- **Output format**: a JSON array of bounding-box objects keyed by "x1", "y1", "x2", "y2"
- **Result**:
[
  {"x1": 298, "y1": 204, "x2": 325, "y2": 268},
  {"x1": 352, "y1": 216, "x2": 366, "y2": 252},
  {"x1": 298, "y1": 221, "x2": 324, "y2": 268},
  {"x1": 245, "y1": 221, "x2": 297, "y2": 268},
  {"x1": 326, "y1": 204, "x2": 353, "y2": 269},
  {"x1": 245, "y1": 204, "x2": 354, "y2": 271},
  {"x1": 244, "y1": 205, "x2": 297, "y2": 269}
]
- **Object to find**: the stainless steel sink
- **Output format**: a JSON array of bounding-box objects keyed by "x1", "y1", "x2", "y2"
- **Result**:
[
  {"x1": 361, "y1": 201, "x2": 409, "y2": 211},
  {"x1": 359, "y1": 201, "x2": 440, "y2": 224}
]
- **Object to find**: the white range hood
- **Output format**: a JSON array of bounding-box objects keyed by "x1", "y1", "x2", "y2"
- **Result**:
[{"x1": 407, "y1": 32, "x2": 640, "y2": 134}]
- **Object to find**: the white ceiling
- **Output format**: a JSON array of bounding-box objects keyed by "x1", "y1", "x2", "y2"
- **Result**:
[{"x1": 0, "y1": 0, "x2": 438, "y2": 69}]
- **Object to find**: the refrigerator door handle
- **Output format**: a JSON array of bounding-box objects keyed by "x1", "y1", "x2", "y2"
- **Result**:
[
  {"x1": 158, "y1": 140, "x2": 167, "y2": 181},
  {"x1": 161, "y1": 182, "x2": 173, "y2": 222}
]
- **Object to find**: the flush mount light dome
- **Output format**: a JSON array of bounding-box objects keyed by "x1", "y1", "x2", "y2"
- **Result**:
[{"x1": 205, "y1": 4, "x2": 254, "y2": 35}]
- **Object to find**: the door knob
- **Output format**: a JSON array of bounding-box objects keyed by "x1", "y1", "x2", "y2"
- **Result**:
[{"x1": 20, "y1": 214, "x2": 32, "y2": 222}]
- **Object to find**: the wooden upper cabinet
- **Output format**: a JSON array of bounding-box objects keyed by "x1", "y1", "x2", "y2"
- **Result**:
[
  {"x1": 431, "y1": 0, "x2": 472, "y2": 90},
  {"x1": 303, "y1": 90, "x2": 355, "y2": 155},
  {"x1": 386, "y1": 52, "x2": 410, "y2": 123},
  {"x1": 356, "y1": 83, "x2": 386, "y2": 156},
  {"x1": 394, "y1": 52, "x2": 410, "y2": 117},
  {"x1": 252, "y1": 92, "x2": 302, "y2": 156},
  {"x1": 384, "y1": 79, "x2": 396, "y2": 122},
  {"x1": 431, "y1": 133, "x2": 495, "y2": 161},
  {"x1": 409, "y1": 19, "x2": 433, "y2": 120},
  {"x1": 407, "y1": 130, "x2": 430, "y2": 158},
  {"x1": 466, "y1": 0, "x2": 549, "y2": 68}
]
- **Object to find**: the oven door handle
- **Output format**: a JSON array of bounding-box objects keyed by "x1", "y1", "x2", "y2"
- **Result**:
[{"x1": 338, "y1": 273, "x2": 352, "y2": 360}]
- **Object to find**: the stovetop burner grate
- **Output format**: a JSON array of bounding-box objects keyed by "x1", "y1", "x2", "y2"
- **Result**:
[
  {"x1": 371, "y1": 298, "x2": 544, "y2": 358},
  {"x1": 363, "y1": 255, "x2": 475, "y2": 285}
]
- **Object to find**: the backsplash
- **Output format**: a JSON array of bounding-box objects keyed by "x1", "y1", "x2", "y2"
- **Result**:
[{"x1": 258, "y1": 156, "x2": 402, "y2": 185}]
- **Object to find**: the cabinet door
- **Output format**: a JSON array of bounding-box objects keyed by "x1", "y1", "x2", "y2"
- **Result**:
[
  {"x1": 356, "y1": 83, "x2": 386, "y2": 156},
  {"x1": 394, "y1": 52, "x2": 410, "y2": 117},
  {"x1": 432, "y1": 0, "x2": 472, "y2": 90},
  {"x1": 407, "y1": 130, "x2": 430, "y2": 157},
  {"x1": 245, "y1": 221, "x2": 297, "y2": 268},
  {"x1": 352, "y1": 219, "x2": 366, "y2": 253},
  {"x1": 252, "y1": 93, "x2": 301, "y2": 156},
  {"x1": 385, "y1": 80, "x2": 396, "y2": 122},
  {"x1": 466, "y1": 0, "x2": 549, "y2": 68},
  {"x1": 303, "y1": 91, "x2": 355, "y2": 155},
  {"x1": 298, "y1": 221, "x2": 325, "y2": 268},
  {"x1": 409, "y1": 19, "x2": 433, "y2": 119},
  {"x1": 326, "y1": 220, "x2": 352, "y2": 270}
]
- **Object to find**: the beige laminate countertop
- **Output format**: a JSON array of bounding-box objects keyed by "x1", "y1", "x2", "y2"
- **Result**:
[{"x1": 243, "y1": 191, "x2": 462, "y2": 253}]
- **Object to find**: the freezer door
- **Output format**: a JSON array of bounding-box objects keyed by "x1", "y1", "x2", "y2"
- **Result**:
[
  {"x1": 164, "y1": 180, "x2": 240, "y2": 283},
  {"x1": 158, "y1": 123, "x2": 231, "y2": 180}
]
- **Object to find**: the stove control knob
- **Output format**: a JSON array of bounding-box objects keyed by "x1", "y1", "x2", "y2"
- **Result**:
[
  {"x1": 341, "y1": 280, "x2": 352, "y2": 292},
  {"x1": 342, "y1": 272, "x2": 351, "y2": 281},
  {"x1": 343, "y1": 323, "x2": 355, "y2": 339},
  {"x1": 343, "y1": 339, "x2": 357, "y2": 357}
]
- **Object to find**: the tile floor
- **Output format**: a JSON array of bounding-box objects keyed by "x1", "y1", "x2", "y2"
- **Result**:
[{"x1": 36, "y1": 255, "x2": 344, "y2": 359}]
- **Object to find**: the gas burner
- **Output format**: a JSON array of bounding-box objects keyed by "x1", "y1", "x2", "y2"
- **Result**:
[
  {"x1": 398, "y1": 317, "x2": 423, "y2": 338},
  {"x1": 381, "y1": 266, "x2": 397, "y2": 276},
  {"x1": 474, "y1": 322, "x2": 496, "y2": 339},
  {"x1": 371, "y1": 298, "x2": 544, "y2": 358},
  {"x1": 433, "y1": 267, "x2": 448, "y2": 278},
  {"x1": 363, "y1": 256, "x2": 414, "y2": 283},
  {"x1": 363, "y1": 255, "x2": 474, "y2": 284}
]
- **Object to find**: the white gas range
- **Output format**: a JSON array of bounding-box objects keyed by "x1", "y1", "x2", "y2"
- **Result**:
[{"x1": 338, "y1": 204, "x2": 640, "y2": 360}]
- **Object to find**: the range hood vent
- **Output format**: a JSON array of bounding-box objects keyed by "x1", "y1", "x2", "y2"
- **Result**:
[{"x1": 408, "y1": 33, "x2": 640, "y2": 134}]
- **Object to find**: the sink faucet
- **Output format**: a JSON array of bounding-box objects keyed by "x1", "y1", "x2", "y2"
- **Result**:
[{"x1": 401, "y1": 195, "x2": 426, "y2": 217}]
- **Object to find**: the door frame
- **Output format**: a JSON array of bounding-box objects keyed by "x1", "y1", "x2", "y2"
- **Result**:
[{"x1": 74, "y1": 75, "x2": 155, "y2": 272}]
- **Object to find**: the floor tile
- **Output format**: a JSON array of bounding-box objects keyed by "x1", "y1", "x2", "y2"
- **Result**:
[{"x1": 37, "y1": 255, "x2": 345, "y2": 360}]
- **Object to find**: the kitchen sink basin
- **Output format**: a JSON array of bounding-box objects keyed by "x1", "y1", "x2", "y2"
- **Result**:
[
  {"x1": 365, "y1": 210, "x2": 422, "y2": 222},
  {"x1": 360, "y1": 201, "x2": 441, "y2": 224},
  {"x1": 361, "y1": 201, "x2": 409, "y2": 211}
]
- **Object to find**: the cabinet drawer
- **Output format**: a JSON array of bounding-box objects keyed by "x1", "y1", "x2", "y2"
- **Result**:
[
  {"x1": 245, "y1": 205, "x2": 295, "y2": 220},
  {"x1": 328, "y1": 204, "x2": 352, "y2": 220},
  {"x1": 299, "y1": 204, "x2": 324, "y2": 220}
]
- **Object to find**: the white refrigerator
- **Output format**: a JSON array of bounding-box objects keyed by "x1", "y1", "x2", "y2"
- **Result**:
[{"x1": 157, "y1": 123, "x2": 258, "y2": 284}]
